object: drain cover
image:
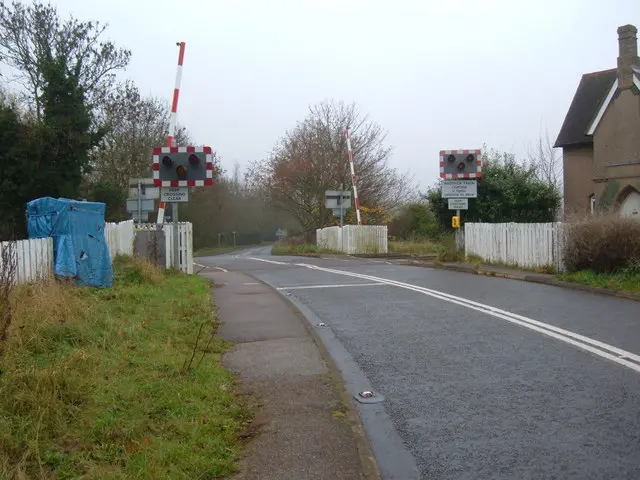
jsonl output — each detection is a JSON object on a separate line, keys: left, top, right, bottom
{"left": 315, "top": 322, "right": 327, "bottom": 328}
{"left": 353, "top": 390, "right": 385, "bottom": 404}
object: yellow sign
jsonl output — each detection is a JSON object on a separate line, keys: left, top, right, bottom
{"left": 452, "top": 216, "right": 460, "bottom": 229}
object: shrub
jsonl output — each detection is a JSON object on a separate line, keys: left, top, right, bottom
{"left": 563, "top": 215, "right": 640, "bottom": 273}
{"left": 436, "top": 234, "right": 463, "bottom": 262}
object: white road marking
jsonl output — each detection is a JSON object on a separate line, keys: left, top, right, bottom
{"left": 243, "top": 250, "right": 251, "bottom": 256}
{"left": 277, "top": 282, "right": 384, "bottom": 290}
{"left": 215, "top": 267, "right": 228, "bottom": 272}
{"left": 247, "top": 257, "right": 640, "bottom": 374}
{"left": 248, "top": 257, "right": 288, "bottom": 265}
{"left": 244, "top": 282, "right": 259, "bottom": 285}
{"left": 193, "top": 262, "right": 207, "bottom": 268}
{"left": 296, "top": 263, "right": 640, "bottom": 373}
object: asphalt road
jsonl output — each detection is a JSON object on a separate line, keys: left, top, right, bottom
{"left": 198, "top": 246, "right": 640, "bottom": 480}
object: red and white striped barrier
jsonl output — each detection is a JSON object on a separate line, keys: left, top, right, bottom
{"left": 345, "top": 127, "right": 362, "bottom": 225}
{"left": 157, "top": 41, "right": 186, "bottom": 224}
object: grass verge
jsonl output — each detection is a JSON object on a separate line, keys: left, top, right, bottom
{"left": 557, "top": 270, "right": 640, "bottom": 294}
{"left": 388, "top": 240, "right": 439, "bottom": 255}
{"left": 465, "top": 254, "right": 557, "bottom": 274}
{"left": 0, "top": 255, "right": 247, "bottom": 479}
{"left": 271, "top": 243, "right": 341, "bottom": 256}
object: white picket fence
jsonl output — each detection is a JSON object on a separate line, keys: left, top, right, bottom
{"left": 0, "top": 238, "right": 54, "bottom": 284}
{"left": 316, "top": 225, "right": 388, "bottom": 254}
{"left": 464, "top": 222, "right": 565, "bottom": 271}
{"left": 136, "top": 223, "right": 194, "bottom": 274}
{"left": 3, "top": 219, "right": 194, "bottom": 285}
{"left": 104, "top": 219, "right": 135, "bottom": 259}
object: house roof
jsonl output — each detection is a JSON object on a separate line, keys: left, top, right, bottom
{"left": 553, "top": 68, "right": 617, "bottom": 148}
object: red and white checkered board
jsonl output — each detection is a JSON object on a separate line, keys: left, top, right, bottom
{"left": 152, "top": 146, "right": 214, "bottom": 187}
{"left": 439, "top": 149, "right": 482, "bottom": 179}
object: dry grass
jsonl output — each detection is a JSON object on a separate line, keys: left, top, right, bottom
{"left": 271, "top": 243, "right": 341, "bottom": 255}
{"left": 0, "top": 256, "right": 247, "bottom": 479}
{"left": 564, "top": 214, "right": 640, "bottom": 273}
{"left": 388, "top": 240, "right": 439, "bottom": 255}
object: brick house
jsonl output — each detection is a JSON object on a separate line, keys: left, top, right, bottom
{"left": 554, "top": 24, "right": 640, "bottom": 217}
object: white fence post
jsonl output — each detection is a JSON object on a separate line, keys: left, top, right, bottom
{"left": 104, "top": 219, "right": 135, "bottom": 259}
{"left": 464, "top": 222, "right": 565, "bottom": 271}
{"left": 315, "top": 225, "right": 387, "bottom": 254}
{"left": 1, "top": 237, "right": 54, "bottom": 285}
{"left": 1, "top": 218, "right": 196, "bottom": 285}
{"left": 134, "top": 222, "right": 194, "bottom": 273}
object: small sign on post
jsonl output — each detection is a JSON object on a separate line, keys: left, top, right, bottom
{"left": 127, "top": 198, "right": 155, "bottom": 212}
{"left": 160, "top": 187, "right": 189, "bottom": 203}
{"left": 448, "top": 198, "right": 469, "bottom": 210}
{"left": 324, "top": 190, "right": 352, "bottom": 209}
{"left": 441, "top": 180, "right": 477, "bottom": 198}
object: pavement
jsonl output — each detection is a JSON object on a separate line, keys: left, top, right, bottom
{"left": 197, "top": 247, "right": 640, "bottom": 480}
{"left": 201, "top": 269, "right": 380, "bottom": 480}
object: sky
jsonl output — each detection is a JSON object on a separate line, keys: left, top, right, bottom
{"left": 50, "top": 0, "right": 640, "bottom": 190}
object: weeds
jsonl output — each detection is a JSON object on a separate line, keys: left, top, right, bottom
{"left": 0, "top": 255, "right": 247, "bottom": 479}
{"left": 271, "top": 243, "right": 341, "bottom": 255}
{"left": 436, "top": 235, "right": 463, "bottom": 262}
{"left": 388, "top": 239, "right": 439, "bottom": 255}
{"left": 558, "top": 269, "right": 640, "bottom": 294}
{"left": 564, "top": 214, "right": 640, "bottom": 273}
{"left": 0, "top": 242, "right": 17, "bottom": 359}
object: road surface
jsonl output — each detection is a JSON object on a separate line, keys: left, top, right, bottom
{"left": 197, "top": 246, "right": 640, "bottom": 480}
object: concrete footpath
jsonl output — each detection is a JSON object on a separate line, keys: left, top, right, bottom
{"left": 201, "top": 270, "right": 380, "bottom": 480}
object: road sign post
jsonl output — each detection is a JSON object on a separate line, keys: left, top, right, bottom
{"left": 153, "top": 145, "right": 214, "bottom": 269}
{"left": 127, "top": 178, "right": 158, "bottom": 223}
{"left": 448, "top": 198, "right": 469, "bottom": 210}
{"left": 440, "top": 148, "right": 481, "bottom": 252}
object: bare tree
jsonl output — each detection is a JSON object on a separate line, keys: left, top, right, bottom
{"left": 0, "top": 1, "right": 130, "bottom": 119}
{"left": 527, "top": 128, "right": 563, "bottom": 195}
{"left": 89, "top": 81, "right": 191, "bottom": 190}
{"left": 246, "top": 99, "right": 414, "bottom": 231}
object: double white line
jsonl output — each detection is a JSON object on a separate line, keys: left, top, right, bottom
{"left": 290, "top": 262, "right": 640, "bottom": 374}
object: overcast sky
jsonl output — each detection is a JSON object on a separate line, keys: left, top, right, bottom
{"left": 53, "top": 0, "right": 639, "bottom": 190}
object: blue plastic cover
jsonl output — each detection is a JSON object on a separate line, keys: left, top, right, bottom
{"left": 26, "top": 197, "right": 114, "bottom": 288}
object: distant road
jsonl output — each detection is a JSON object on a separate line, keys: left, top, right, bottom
{"left": 198, "top": 246, "right": 640, "bottom": 480}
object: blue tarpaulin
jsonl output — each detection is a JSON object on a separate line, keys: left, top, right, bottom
{"left": 26, "top": 197, "right": 113, "bottom": 288}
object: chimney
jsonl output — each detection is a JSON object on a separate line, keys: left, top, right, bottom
{"left": 617, "top": 24, "right": 639, "bottom": 89}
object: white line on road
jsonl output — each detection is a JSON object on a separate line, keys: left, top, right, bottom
{"left": 277, "top": 282, "right": 384, "bottom": 291}
{"left": 244, "top": 282, "right": 259, "bottom": 285}
{"left": 194, "top": 262, "right": 227, "bottom": 272}
{"left": 247, "top": 258, "right": 640, "bottom": 374}
{"left": 300, "top": 263, "right": 640, "bottom": 373}
{"left": 248, "top": 257, "right": 288, "bottom": 265}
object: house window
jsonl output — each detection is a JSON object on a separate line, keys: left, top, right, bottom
{"left": 589, "top": 194, "right": 596, "bottom": 215}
